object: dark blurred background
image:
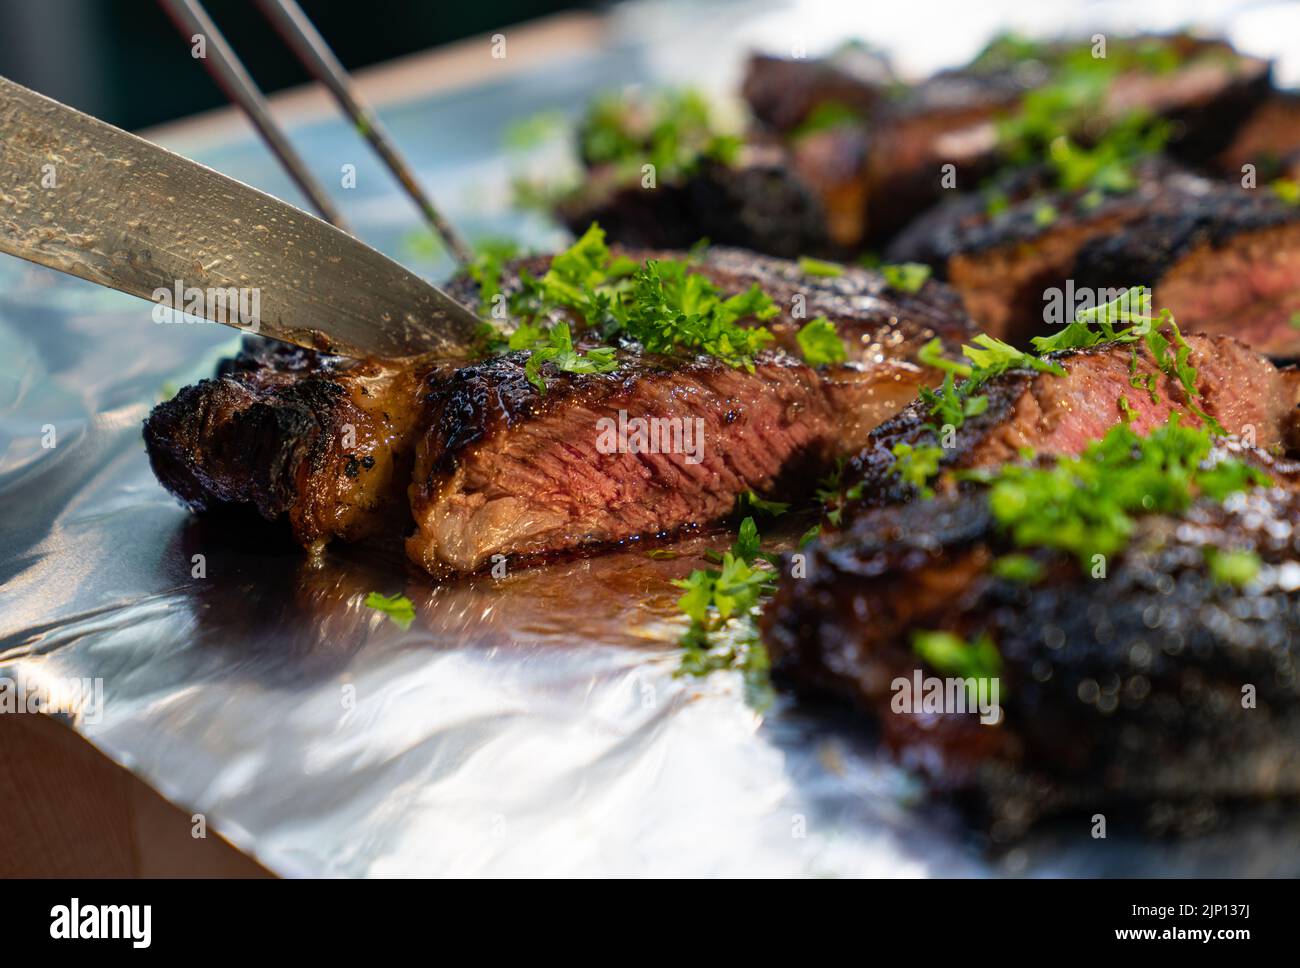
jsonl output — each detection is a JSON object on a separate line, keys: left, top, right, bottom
{"left": 0, "top": 0, "right": 588, "bottom": 130}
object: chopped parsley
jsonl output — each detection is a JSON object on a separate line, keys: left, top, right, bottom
{"left": 889, "top": 442, "right": 945, "bottom": 498}
{"left": 579, "top": 88, "right": 742, "bottom": 184}
{"left": 880, "top": 262, "right": 932, "bottom": 293}
{"left": 1272, "top": 178, "right": 1300, "bottom": 206}
{"left": 994, "top": 37, "right": 1177, "bottom": 194}
{"left": 521, "top": 322, "right": 619, "bottom": 391}
{"left": 991, "top": 553, "right": 1044, "bottom": 583}
{"left": 795, "top": 316, "right": 848, "bottom": 366}
{"left": 966, "top": 416, "right": 1270, "bottom": 567}
{"left": 476, "top": 224, "right": 782, "bottom": 390}
{"left": 1031, "top": 287, "right": 1223, "bottom": 433}
{"left": 615, "top": 258, "right": 777, "bottom": 369}
{"left": 674, "top": 516, "right": 776, "bottom": 704}
{"left": 364, "top": 592, "right": 416, "bottom": 629}
{"left": 797, "top": 256, "right": 844, "bottom": 277}
{"left": 1206, "top": 548, "right": 1262, "bottom": 587}
{"left": 790, "top": 101, "right": 864, "bottom": 139}
{"left": 911, "top": 630, "right": 1002, "bottom": 680}
{"left": 736, "top": 490, "right": 790, "bottom": 518}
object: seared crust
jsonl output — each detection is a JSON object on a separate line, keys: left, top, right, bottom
{"left": 143, "top": 339, "right": 440, "bottom": 548}
{"left": 762, "top": 472, "right": 1300, "bottom": 834}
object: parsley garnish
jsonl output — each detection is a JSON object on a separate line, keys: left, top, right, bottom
{"left": 1032, "top": 287, "right": 1223, "bottom": 434}
{"left": 736, "top": 490, "right": 790, "bottom": 518}
{"left": 674, "top": 517, "right": 777, "bottom": 705}
{"left": 798, "top": 256, "right": 844, "bottom": 277}
{"left": 795, "top": 316, "right": 848, "bottom": 366}
{"left": 580, "top": 88, "right": 741, "bottom": 184}
{"left": 911, "top": 630, "right": 1002, "bottom": 680}
{"left": 880, "top": 262, "right": 932, "bottom": 293}
{"left": 364, "top": 592, "right": 416, "bottom": 629}
{"left": 521, "top": 322, "right": 619, "bottom": 392}
{"left": 889, "top": 443, "right": 945, "bottom": 498}
{"left": 969, "top": 415, "right": 1270, "bottom": 567}
{"left": 1205, "top": 548, "right": 1261, "bottom": 587}
{"left": 476, "top": 224, "right": 783, "bottom": 389}
{"left": 616, "top": 258, "right": 777, "bottom": 369}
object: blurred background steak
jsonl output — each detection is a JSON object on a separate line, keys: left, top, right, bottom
{"left": 889, "top": 167, "right": 1300, "bottom": 352}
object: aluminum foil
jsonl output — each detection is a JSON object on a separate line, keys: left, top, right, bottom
{"left": 4, "top": 0, "right": 1300, "bottom": 877}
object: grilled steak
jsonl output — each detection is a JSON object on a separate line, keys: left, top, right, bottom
{"left": 143, "top": 340, "right": 441, "bottom": 550}
{"left": 849, "top": 335, "right": 1299, "bottom": 506}
{"left": 741, "top": 45, "right": 893, "bottom": 135}
{"left": 762, "top": 465, "right": 1300, "bottom": 836}
{"left": 1071, "top": 189, "right": 1300, "bottom": 357}
{"left": 889, "top": 167, "right": 1300, "bottom": 352}
{"left": 1217, "top": 93, "right": 1300, "bottom": 183}
{"left": 144, "top": 248, "right": 977, "bottom": 572}
{"left": 555, "top": 150, "right": 831, "bottom": 259}
{"left": 739, "top": 34, "right": 1269, "bottom": 249}
{"left": 406, "top": 348, "right": 907, "bottom": 574}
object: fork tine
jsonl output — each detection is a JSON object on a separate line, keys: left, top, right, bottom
{"left": 253, "top": 0, "right": 474, "bottom": 266}
{"left": 157, "top": 0, "right": 352, "bottom": 233}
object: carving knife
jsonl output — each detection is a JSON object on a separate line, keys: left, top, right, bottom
{"left": 0, "top": 74, "right": 483, "bottom": 359}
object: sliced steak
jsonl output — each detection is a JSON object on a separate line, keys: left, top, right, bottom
{"left": 890, "top": 167, "right": 1300, "bottom": 351}
{"left": 762, "top": 465, "right": 1300, "bottom": 835}
{"left": 144, "top": 248, "right": 978, "bottom": 567}
{"left": 555, "top": 152, "right": 831, "bottom": 259}
{"left": 1071, "top": 188, "right": 1300, "bottom": 357}
{"left": 886, "top": 160, "right": 1196, "bottom": 342}
{"left": 143, "top": 340, "right": 439, "bottom": 549}
{"left": 850, "top": 335, "right": 1297, "bottom": 506}
{"left": 1216, "top": 93, "right": 1300, "bottom": 183}
{"left": 741, "top": 45, "right": 893, "bottom": 134}
{"left": 406, "top": 349, "right": 912, "bottom": 574}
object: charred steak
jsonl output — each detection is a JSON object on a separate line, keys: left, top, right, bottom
{"left": 762, "top": 465, "right": 1300, "bottom": 835}
{"left": 143, "top": 247, "right": 977, "bottom": 573}
{"left": 889, "top": 167, "right": 1300, "bottom": 352}
{"left": 849, "top": 334, "right": 1300, "bottom": 506}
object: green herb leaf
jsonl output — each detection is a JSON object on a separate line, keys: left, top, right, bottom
{"left": 880, "top": 262, "right": 932, "bottom": 293}
{"left": 889, "top": 442, "right": 945, "bottom": 498}
{"left": 736, "top": 490, "right": 790, "bottom": 519}
{"left": 911, "top": 630, "right": 1002, "bottom": 680}
{"left": 364, "top": 592, "right": 416, "bottom": 629}
{"left": 795, "top": 316, "right": 848, "bottom": 366}
{"left": 798, "top": 256, "right": 844, "bottom": 277}
{"left": 1206, "top": 548, "right": 1261, "bottom": 587}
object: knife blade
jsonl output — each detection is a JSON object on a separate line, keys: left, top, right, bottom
{"left": 0, "top": 74, "right": 483, "bottom": 359}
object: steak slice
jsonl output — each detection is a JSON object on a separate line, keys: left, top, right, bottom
{"left": 753, "top": 33, "right": 1269, "bottom": 248}
{"left": 1071, "top": 189, "right": 1300, "bottom": 357}
{"left": 144, "top": 248, "right": 978, "bottom": 568}
{"left": 143, "top": 339, "right": 440, "bottom": 550}
{"left": 555, "top": 152, "right": 831, "bottom": 259}
{"left": 1216, "top": 93, "right": 1300, "bottom": 183}
{"left": 889, "top": 167, "right": 1300, "bottom": 351}
{"left": 406, "top": 348, "right": 912, "bottom": 574}
{"left": 741, "top": 45, "right": 894, "bottom": 135}
{"left": 849, "top": 335, "right": 1298, "bottom": 506}
{"left": 761, "top": 467, "right": 1300, "bottom": 835}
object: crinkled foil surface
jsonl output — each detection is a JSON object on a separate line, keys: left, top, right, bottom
{"left": 3, "top": 0, "right": 1300, "bottom": 876}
